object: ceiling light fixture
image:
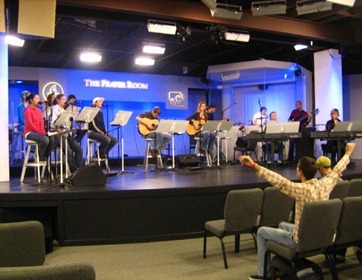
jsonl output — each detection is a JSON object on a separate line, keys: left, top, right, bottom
{"left": 326, "top": 0, "right": 355, "bottom": 6}
{"left": 201, "top": 0, "right": 217, "bottom": 10}
{"left": 143, "top": 44, "right": 165, "bottom": 54}
{"left": 221, "top": 71, "right": 240, "bottom": 81}
{"left": 147, "top": 20, "right": 177, "bottom": 35}
{"left": 296, "top": 0, "right": 333, "bottom": 15}
{"left": 5, "top": 35, "right": 25, "bottom": 47}
{"left": 210, "top": 3, "right": 242, "bottom": 20}
{"left": 224, "top": 31, "right": 250, "bottom": 42}
{"left": 79, "top": 51, "right": 102, "bottom": 63}
{"left": 135, "top": 56, "right": 155, "bottom": 66}
{"left": 251, "top": 0, "right": 287, "bottom": 16}
{"left": 294, "top": 44, "right": 308, "bottom": 51}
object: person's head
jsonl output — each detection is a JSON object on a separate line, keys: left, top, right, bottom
{"left": 151, "top": 106, "right": 161, "bottom": 118}
{"left": 330, "top": 108, "right": 339, "bottom": 120}
{"left": 316, "top": 156, "right": 332, "bottom": 177}
{"left": 26, "top": 93, "right": 41, "bottom": 107}
{"left": 93, "top": 97, "right": 104, "bottom": 108}
{"left": 207, "top": 103, "right": 216, "bottom": 113}
{"left": 296, "top": 100, "right": 302, "bottom": 110}
{"left": 296, "top": 156, "right": 317, "bottom": 180}
{"left": 21, "top": 91, "right": 30, "bottom": 103}
{"left": 260, "top": 106, "right": 267, "bottom": 115}
{"left": 46, "top": 93, "right": 56, "bottom": 106}
{"left": 67, "top": 94, "right": 76, "bottom": 105}
{"left": 269, "top": 111, "right": 277, "bottom": 121}
{"left": 197, "top": 102, "right": 207, "bottom": 113}
{"left": 54, "top": 94, "right": 66, "bottom": 107}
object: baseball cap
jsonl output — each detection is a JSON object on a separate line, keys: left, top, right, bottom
{"left": 316, "top": 156, "right": 331, "bottom": 168}
{"left": 93, "top": 97, "right": 104, "bottom": 105}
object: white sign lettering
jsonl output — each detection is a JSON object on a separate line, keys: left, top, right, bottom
{"left": 84, "top": 79, "right": 148, "bottom": 89}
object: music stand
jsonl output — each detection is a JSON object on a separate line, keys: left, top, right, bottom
{"left": 66, "top": 105, "right": 81, "bottom": 112}
{"left": 75, "top": 107, "right": 100, "bottom": 123}
{"left": 110, "top": 111, "right": 133, "bottom": 174}
{"left": 216, "top": 121, "right": 234, "bottom": 167}
{"left": 54, "top": 111, "right": 79, "bottom": 129}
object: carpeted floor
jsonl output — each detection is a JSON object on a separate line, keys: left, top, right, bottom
{"left": 45, "top": 235, "right": 362, "bottom": 279}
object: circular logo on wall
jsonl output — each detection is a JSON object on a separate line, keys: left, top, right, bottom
{"left": 41, "top": 82, "right": 64, "bottom": 101}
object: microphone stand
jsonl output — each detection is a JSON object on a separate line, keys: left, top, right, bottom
{"left": 222, "top": 101, "right": 236, "bottom": 114}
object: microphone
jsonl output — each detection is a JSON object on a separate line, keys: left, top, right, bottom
{"left": 69, "top": 117, "right": 74, "bottom": 122}
{"left": 38, "top": 101, "right": 44, "bottom": 105}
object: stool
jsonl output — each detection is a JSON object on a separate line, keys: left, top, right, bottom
{"left": 20, "top": 140, "right": 47, "bottom": 183}
{"left": 144, "top": 138, "right": 163, "bottom": 171}
{"left": 194, "top": 136, "right": 212, "bottom": 167}
{"left": 10, "top": 131, "right": 26, "bottom": 166}
{"left": 86, "top": 138, "right": 110, "bottom": 173}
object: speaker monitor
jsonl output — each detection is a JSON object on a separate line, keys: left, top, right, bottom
{"left": 67, "top": 164, "right": 107, "bottom": 187}
{"left": 177, "top": 154, "right": 199, "bottom": 168}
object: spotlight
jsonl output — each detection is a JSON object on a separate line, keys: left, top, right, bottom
{"left": 224, "top": 31, "right": 250, "bottom": 42}
{"left": 147, "top": 20, "right": 177, "bottom": 35}
{"left": 80, "top": 51, "right": 102, "bottom": 63}
{"left": 142, "top": 44, "right": 165, "bottom": 54}
{"left": 135, "top": 56, "right": 155, "bottom": 66}
{"left": 294, "top": 44, "right": 308, "bottom": 51}
{"left": 251, "top": 0, "right": 287, "bottom": 16}
{"left": 5, "top": 35, "right": 25, "bottom": 47}
{"left": 296, "top": 0, "right": 333, "bottom": 15}
{"left": 326, "top": 0, "right": 355, "bottom": 6}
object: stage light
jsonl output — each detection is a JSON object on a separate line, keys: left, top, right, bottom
{"left": 251, "top": 0, "right": 287, "bottom": 16}
{"left": 147, "top": 20, "right": 177, "bottom": 35}
{"left": 5, "top": 35, "right": 25, "bottom": 47}
{"left": 221, "top": 71, "right": 240, "bottom": 81}
{"left": 142, "top": 44, "right": 165, "bottom": 54}
{"left": 210, "top": 3, "right": 242, "bottom": 20}
{"left": 79, "top": 51, "right": 102, "bottom": 63}
{"left": 135, "top": 56, "right": 155, "bottom": 66}
{"left": 326, "top": 0, "right": 355, "bottom": 6}
{"left": 201, "top": 0, "right": 217, "bottom": 10}
{"left": 294, "top": 44, "right": 308, "bottom": 51}
{"left": 296, "top": 0, "right": 332, "bottom": 15}
{"left": 224, "top": 31, "right": 250, "bottom": 42}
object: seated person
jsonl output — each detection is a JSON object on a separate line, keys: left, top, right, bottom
{"left": 24, "top": 93, "right": 50, "bottom": 162}
{"left": 88, "top": 97, "right": 118, "bottom": 159}
{"left": 325, "top": 108, "right": 345, "bottom": 163}
{"left": 136, "top": 106, "right": 172, "bottom": 157}
{"left": 186, "top": 102, "right": 216, "bottom": 155}
{"left": 265, "top": 111, "right": 284, "bottom": 164}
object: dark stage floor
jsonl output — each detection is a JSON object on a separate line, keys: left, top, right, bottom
{"left": 1, "top": 160, "right": 362, "bottom": 246}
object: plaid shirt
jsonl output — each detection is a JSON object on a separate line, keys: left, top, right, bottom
{"left": 256, "top": 155, "right": 350, "bottom": 242}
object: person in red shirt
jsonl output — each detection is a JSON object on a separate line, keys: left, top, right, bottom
{"left": 24, "top": 93, "right": 49, "bottom": 162}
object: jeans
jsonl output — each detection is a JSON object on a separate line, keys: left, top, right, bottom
{"left": 256, "top": 222, "right": 296, "bottom": 277}
{"left": 200, "top": 131, "right": 216, "bottom": 151}
{"left": 145, "top": 132, "right": 172, "bottom": 151}
{"left": 67, "top": 136, "right": 84, "bottom": 170}
{"left": 26, "top": 132, "right": 50, "bottom": 161}
{"left": 266, "top": 142, "right": 284, "bottom": 161}
{"left": 88, "top": 132, "right": 118, "bottom": 158}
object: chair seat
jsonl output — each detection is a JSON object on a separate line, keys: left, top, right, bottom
{"left": 205, "top": 220, "right": 225, "bottom": 237}
{"left": 266, "top": 240, "right": 297, "bottom": 260}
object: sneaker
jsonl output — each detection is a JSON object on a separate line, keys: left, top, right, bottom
{"left": 249, "top": 275, "right": 264, "bottom": 280}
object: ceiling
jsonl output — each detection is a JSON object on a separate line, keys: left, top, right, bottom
{"left": 6, "top": 0, "right": 362, "bottom": 79}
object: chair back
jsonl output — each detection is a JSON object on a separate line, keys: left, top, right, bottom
{"left": 259, "top": 187, "right": 295, "bottom": 227}
{"left": 246, "top": 131, "right": 259, "bottom": 151}
{"left": 335, "top": 197, "right": 362, "bottom": 246}
{"left": 329, "top": 180, "right": 350, "bottom": 200}
{"left": 224, "top": 188, "right": 263, "bottom": 232}
{"left": 0, "top": 221, "right": 45, "bottom": 267}
{"left": 297, "top": 199, "right": 342, "bottom": 253}
{"left": 349, "top": 178, "right": 362, "bottom": 197}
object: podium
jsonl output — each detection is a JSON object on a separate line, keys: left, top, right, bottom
{"left": 110, "top": 111, "right": 133, "bottom": 174}
{"left": 156, "top": 120, "right": 189, "bottom": 168}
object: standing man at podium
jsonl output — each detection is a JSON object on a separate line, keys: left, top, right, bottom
{"left": 88, "top": 97, "right": 118, "bottom": 159}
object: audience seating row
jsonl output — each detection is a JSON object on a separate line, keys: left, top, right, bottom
{"left": 0, "top": 221, "right": 96, "bottom": 280}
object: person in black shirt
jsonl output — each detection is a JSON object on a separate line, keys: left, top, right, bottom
{"left": 88, "top": 97, "right": 118, "bottom": 159}
{"left": 325, "top": 108, "right": 345, "bottom": 163}
{"left": 206, "top": 103, "right": 216, "bottom": 121}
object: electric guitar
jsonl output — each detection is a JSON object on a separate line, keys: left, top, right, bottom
{"left": 138, "top": 118, "right": 159, "bottom": 135}
{"left": 296, "top": 108, "right": 319, "bottom": 123}
{"left": 186, "top": 120, "right": 206, "bottom": 136}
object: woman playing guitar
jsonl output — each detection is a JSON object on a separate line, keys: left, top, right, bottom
{"left": 186, "top": 102, "right": 216, "bottom": 156}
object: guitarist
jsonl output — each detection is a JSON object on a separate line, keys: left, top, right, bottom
{"left": 136, "top": 106, "right": 172, "bottom": 158}
{"left": 287, "top": 100, "right": 312, "bottom": 162}
{"left": 186, "top": 102, "right": 216, "bottom": 156}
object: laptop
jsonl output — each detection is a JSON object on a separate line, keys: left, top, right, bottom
{"left": 282, "top": 122, "right": 300, "bottom": 133}
{"left": 265, "top": 122, "right": 283, "bottom": 134}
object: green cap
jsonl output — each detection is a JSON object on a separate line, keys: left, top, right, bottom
{"left": 316, "top": 156, "right": 331, "bottom": 168}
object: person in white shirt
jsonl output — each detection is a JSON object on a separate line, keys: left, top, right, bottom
{"left": 253, "top": 106, "right": 269, "bottom": 128}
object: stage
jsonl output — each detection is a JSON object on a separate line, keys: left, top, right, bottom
{"left": 1, "top": 160, "right": 362, "bottom": 248}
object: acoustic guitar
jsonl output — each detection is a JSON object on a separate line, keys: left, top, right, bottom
{"left": 186, "top": 120, "right": 205, "bottom": 136}
{"left": 138, "top": 118, "right": 159, "bottom": 135}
